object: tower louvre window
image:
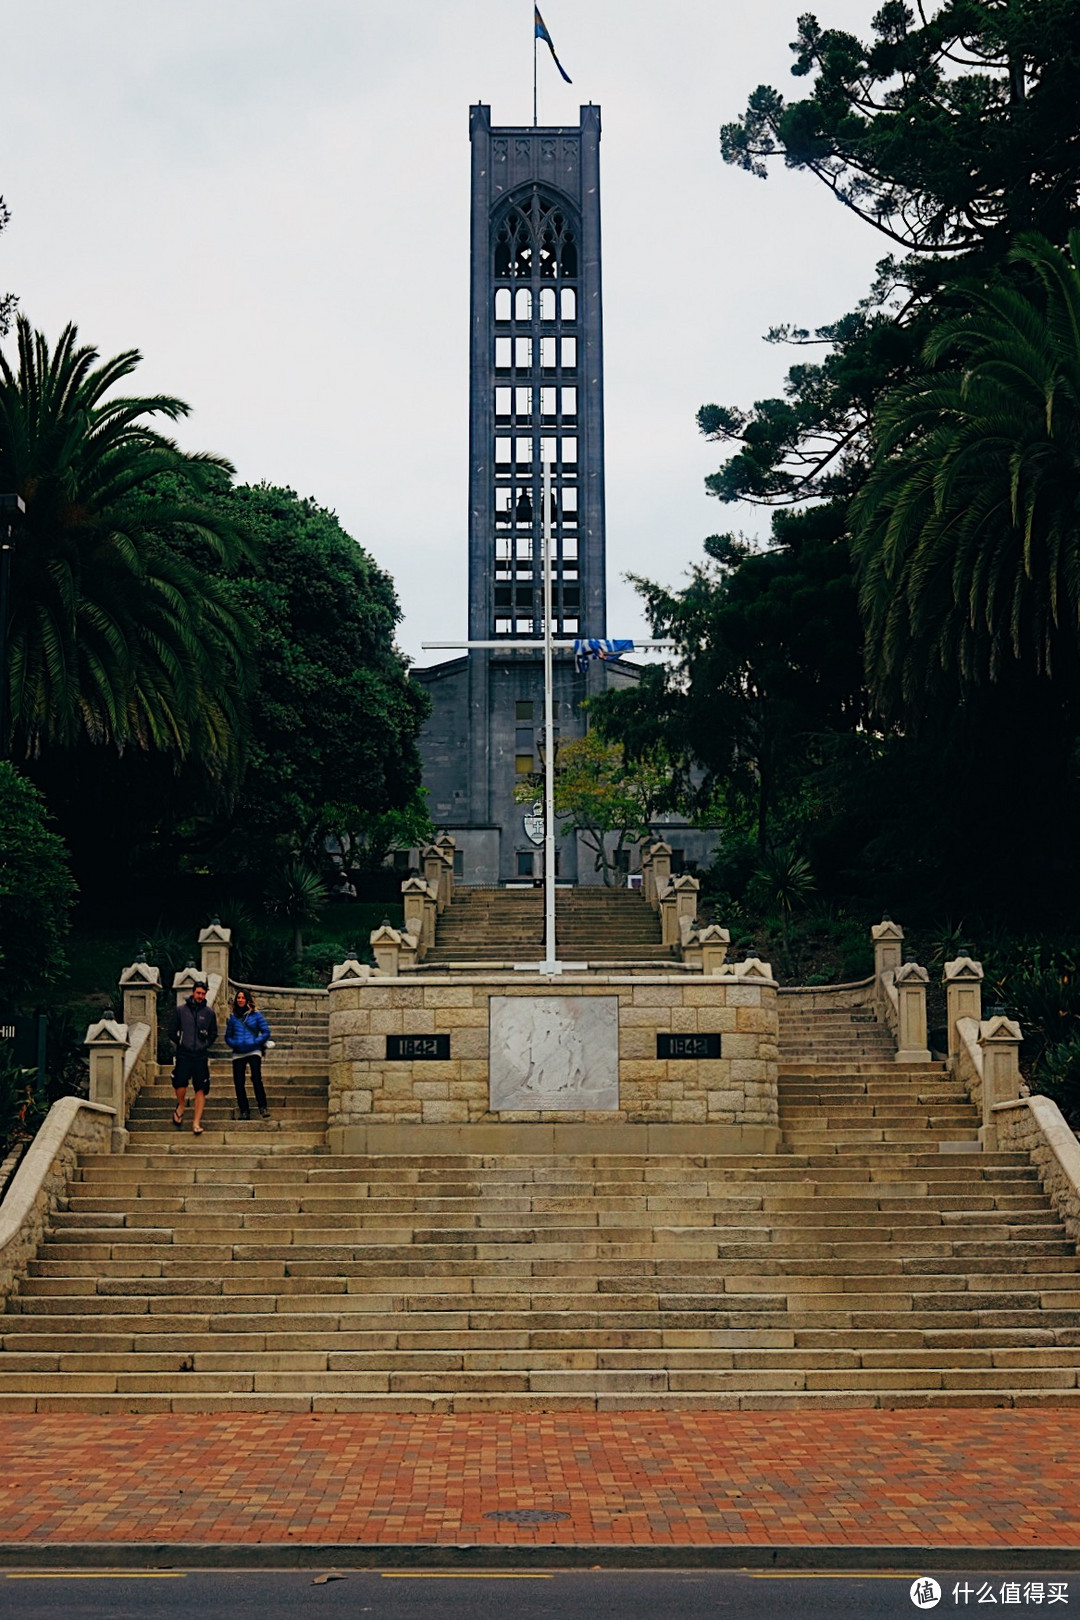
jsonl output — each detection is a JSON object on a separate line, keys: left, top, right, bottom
{"left": 492, "top": 190, "right": 580, "bottom": 280}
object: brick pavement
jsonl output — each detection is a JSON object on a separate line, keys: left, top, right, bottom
{"left": 0, "top": 1411, "right": 1077, "bottom": 1548}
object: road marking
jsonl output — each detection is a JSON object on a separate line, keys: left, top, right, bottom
{"left": 378, "top": 1572, "right": 554, "bottom": 1580}
{"left": 6, "top": 1573, "right": 187, "bottom": 1580}
{"left": 747, "top": 1572, "right": 923, "bottom": 1580}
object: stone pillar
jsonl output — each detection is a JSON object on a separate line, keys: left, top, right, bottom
{"left": 640, "top": 841, "right": 656, "bottom": 909}
{"left": 659, "top": 884, "right": 679, "bottom": 948}
{"left": 422, "top": 846, "right": 448, "bottom": 913}
{"left": 198, "top": 920, "right": 232, "bottom": 985}
{"left": 672, "top": 873, "right": 700, "bottom": 936}
{"left": 699, "top": 925, "right": 731, "bottom": 976}
{"left": 85, "top": 1016, "right": 129, "bottom": 1150}
{"left": 370, "top": 925, "right": 403, "bottom": 976}
{"left": 894, "top": 961, "right": 931, "bottom": 1063}
{"left": 872, "top": 917, "right": 904, "bottom": 992}
{"left": 172, "top": 963, "right": 207, "bottom": 1008}
{"left": 401, "top": 878, "right": 436, "bottom": 957}
{"left": 978, "top": 1012, "right": 1023, "bottom": 1150}
{"left": 650, "top": 842, "right": 672, "bottom": 912}
{"left": 119, "top": 959, "right": 160, "bottom": 1057}
{"left": 328, "top": 959, "right": 371, "bottom": 1155}
{"left": 421, "top": 885, "right": 439, "bottom": 952}
{"left": 398, "top": 932, "right": 419, "bottom": 970}
{"left": 943, "top": 956, "right": 984, "bottom": 1062}
{"left": 435, "top": 833, "right": 457, "bottom": 907}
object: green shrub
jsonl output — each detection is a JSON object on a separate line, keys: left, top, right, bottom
{"left": 1031, "top": 1033, "right": 1080, "bottom": 1126}
{"left": 0, "top": 1049, "right": 45, "bottom": 1153}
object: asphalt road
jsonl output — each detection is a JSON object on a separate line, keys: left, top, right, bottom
{"left": 1, "top": 1569, "right": 1075, "bottom": 1620}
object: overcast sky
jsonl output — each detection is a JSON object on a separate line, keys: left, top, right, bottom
{"left": 1, "top": 0, "right": 885, "bottom": 663}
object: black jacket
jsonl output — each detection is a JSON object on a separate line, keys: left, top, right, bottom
{"left": 171, "top": 996, "right": 218, "bottom": 1053}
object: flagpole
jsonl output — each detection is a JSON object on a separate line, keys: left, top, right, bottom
{"left": 533, "top": 5, "right": 538, "bottom": 126}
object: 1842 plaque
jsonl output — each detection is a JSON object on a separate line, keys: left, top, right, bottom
{"left": 386, "top": 1034, "right": 451, "bottom": 1061}
{"left": 657, "top": 1033, "right": 722, "bottom": 1060}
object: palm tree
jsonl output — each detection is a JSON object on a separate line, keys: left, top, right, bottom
{"left": 0, "top": 317, "right": 250, "bottom": 767}
{"left": 851, "top": 231, "right": 1080, "bottom": 715}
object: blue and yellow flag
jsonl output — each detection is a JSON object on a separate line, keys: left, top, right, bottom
{"left": 535, "top": 6, "right": 572, "bottom": 84}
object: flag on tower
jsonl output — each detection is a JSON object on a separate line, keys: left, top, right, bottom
{"left": 535, "top": 6, "right": 572, "bottom": 84}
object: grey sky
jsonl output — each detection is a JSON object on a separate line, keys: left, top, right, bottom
{"left": 1, "top": 0, "right": 884, "bottom": 662}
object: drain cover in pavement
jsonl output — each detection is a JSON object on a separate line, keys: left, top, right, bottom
{"left": 485, "top": 1509, "right": 570, "bottom": 1525}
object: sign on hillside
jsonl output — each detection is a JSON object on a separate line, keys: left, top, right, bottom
{"left": 0, "top": 1012, "right": 47, "bottom": 1088}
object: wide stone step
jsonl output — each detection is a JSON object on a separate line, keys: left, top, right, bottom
{"left": 7, "top": 1345, "right": 1074, "bottom": 1374}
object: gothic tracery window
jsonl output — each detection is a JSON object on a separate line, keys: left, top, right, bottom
{"left": 493, "top": 190, "right": 579, "bottom": 280}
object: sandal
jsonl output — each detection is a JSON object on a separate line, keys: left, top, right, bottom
{"left": 171, "top": 1109, "right": 184, "bottom": 1129}
{"left": 192, "top": 1124, "right": 204, "bottom": 1135}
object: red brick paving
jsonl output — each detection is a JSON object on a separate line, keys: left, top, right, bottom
{"left": 0, "top": 1412, "right": 1078, "bottom": 1547}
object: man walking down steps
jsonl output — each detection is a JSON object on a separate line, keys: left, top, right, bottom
{"left": 170, "top": 980, "right": 218, "bottom": 1137}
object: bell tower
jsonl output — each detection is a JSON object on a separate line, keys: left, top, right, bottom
{"left": 467, "top": 103, "right": 606, "bottom": 645}
{"left": 414, "top": 105, "right": 616, "bottom": 886}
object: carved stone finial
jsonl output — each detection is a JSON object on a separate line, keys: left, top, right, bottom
{"left": 895, "top": 960, "right": 929, "bottom": 985}
{"left": 331, "top": 957, "right": 370, "bottom": 984}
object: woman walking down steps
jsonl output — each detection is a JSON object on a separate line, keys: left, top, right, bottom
{"left": 225, "top": 988, "right": 272, "bottom": 1120}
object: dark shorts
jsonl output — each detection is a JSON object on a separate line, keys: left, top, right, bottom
{"left": 174, "top": 1051, "right": 211, "bottom": 1093}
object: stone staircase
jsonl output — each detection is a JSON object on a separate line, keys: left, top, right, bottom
{"left": 555, "top": 886, "right": 671, "bottom": 963}
{"left": 425, "top": 885, "right": 669, "bottom": 965}
{"left": 425, "top": 888, "right": 543, "bottom": 964}
{"left": 0, "top": 997, "right": 1077, "bottom": 1412}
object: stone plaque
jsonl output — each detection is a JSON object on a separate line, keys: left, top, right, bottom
{"left": 489, "top": 996, "right": 619, "bottom": 1112}
{"left": 386, "top": 1034, "right": 450, "bottom": 1061}
{"left": 657, "top": 1033, "right": 722, "bottom": 1060}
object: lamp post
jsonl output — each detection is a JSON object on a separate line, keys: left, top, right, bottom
{"left": 0, "top": 494, "right": 25, "bottom": 760}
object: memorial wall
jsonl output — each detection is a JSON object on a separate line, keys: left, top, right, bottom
{"left": 326, "top": 970, "right": 779, "bottom": 1155}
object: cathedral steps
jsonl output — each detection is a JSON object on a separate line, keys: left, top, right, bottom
{"left": 1, "top": 993, "right": 1077, "bottom": 1411}
{"left": 425, "top": 884, "right": 670, "bottom": 965}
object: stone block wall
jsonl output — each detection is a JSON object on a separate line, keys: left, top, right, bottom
{"left": 993, "top": 1096, "right": 1080, "bottom": 1246}
{"left": 328, "top": 973, "right": 778, "bottom": 1154}
{"left": 230, "top": 986, "right": 329, "bottom": 1017}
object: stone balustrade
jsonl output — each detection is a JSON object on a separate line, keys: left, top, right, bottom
{"left": 0, "top": 1098, "right": 115, "bottom": 1308}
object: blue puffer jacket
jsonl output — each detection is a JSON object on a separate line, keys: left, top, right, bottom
{"left": 225, "top": 1008, "right": 271, "bottom": 1055}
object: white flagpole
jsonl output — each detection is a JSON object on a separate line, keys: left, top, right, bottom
{"left": 541, "top": 454, "right": 557, "bottom": 971}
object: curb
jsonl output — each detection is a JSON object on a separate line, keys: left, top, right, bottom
{"left": 1, "top": 1543, "right": 1079, "bottom": 1572}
